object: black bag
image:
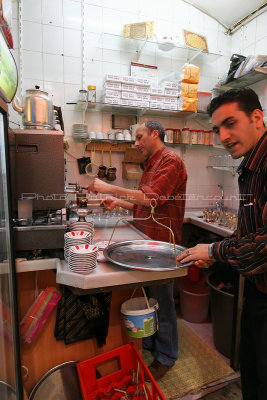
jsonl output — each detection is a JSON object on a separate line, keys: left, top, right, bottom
{"left": 225, "top": 54, "right": 246, "bottom": 83}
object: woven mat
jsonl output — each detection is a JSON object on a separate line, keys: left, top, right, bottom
{"left": 142, "top": 319, "right": 235, "bottom": 399}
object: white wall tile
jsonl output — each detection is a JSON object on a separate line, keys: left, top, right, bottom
{"left": 103, "top": 49, "right": 120, "bottom": 63}
{"left": 11, "top": 18, "right": 19, "bottom": 49}
{"left": 43, "top": 54, "right": 64, "bottom": 82}
{"left": 255, "top": 37, "right": 267, "bottom": 55}
{"left": 42, "top": 0, "right": 63, "bottom": 27}
{"left": 11, "top": 0, "right": 19, "bottom": 20}
{"left": 43, "top": 81, "right": 65, "bottom": 107}
{"left": 102, "top": 61, "right": 121, "bottom": 74}
{"left": 102, "top": 8, "right": 122, "bottom": 34}
{"left": 22, "top": 0, "right": 41, "bottom": 23}
{"left": 43, "top": 25, "right": 63, "bottom": 55}
{"left": 85, "top": 0, "right": 103, "bottom": 6}
{"left": 23, "top": 50, "right": 43, "bottom": 80}
{"left": 139, "top": 0, "right": 157, "bottom": 20}
{"left": 256, "top": 11, "right": 267, "bottom": 40}
{"left": 23, "top": 78, "right": 44, "bottom": 91}
{"left": 64, "top": 29, "right": 82, "bottom": 58}
{"left": 22, "top": 21, "right": 42, "bottom": 52}
{"left": 84, "top": 4, "right": 102, "bottom": 33}
{"left": 64, "top": 83, "right": 81, "bottom": 110}
{"left": 157, "top": 0, "right": 174, "bottom": 22}
{"left": 242, "top": 19, "right": 257, "bottom": 50}
{"left": 64, "top": 56, "right": 82, "bottom": 85}
{"left": 63, "top": 0, "right": 82, "bottom": 30}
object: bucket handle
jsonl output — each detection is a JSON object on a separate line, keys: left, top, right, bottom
{"left": 131, "top": 287, "right": 150, "bottom": 310}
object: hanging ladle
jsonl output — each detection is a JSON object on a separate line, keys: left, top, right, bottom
{"left": 106, "top": 149, "right": 117, "bottom": 181}
{"left": 98, "top": 149, "right": 107, "bottom": 178}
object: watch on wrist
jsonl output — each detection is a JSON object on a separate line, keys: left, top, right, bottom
{"left": 208, "top": 243, "right": 215, "bottom": 260}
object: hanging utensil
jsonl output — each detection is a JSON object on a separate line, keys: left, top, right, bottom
{"left": 106, "top": 149, "right": 116, "bottom": 181}
{"left": 98, "top": 149, "right": 107, "bottom": 178}
{"left": 77, "top": 144, "right": 91, "bottom": 174}
{"left": 85, "top": 147, "right": 98, "bottom": 177}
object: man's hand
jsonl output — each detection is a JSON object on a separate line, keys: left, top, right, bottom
{"left": 177, "top": 244, "right": 215, "bottom": 269}
{"left": 87, "top": 178, "right": 111, "bottom": 194}
{"left": 102, "top": 198, "right": 117, "bottom": 211}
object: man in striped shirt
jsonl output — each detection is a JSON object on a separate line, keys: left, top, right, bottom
{"left": 177, "top": 88, "right": 266, "bottom": 400}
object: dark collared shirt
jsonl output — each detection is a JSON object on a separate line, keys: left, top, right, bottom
{"left": 133, "top": 146, "right": 187, "bottom": 244}
{"left": 212, "top": 131, "right": 267, "bottom": 293}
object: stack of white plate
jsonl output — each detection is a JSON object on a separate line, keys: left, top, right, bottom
{"left": 64, "top": 231, "right": 92, "bottom": 260}
{"left": 68, "top": 244, "right": 98, "bottom": 274}
{"left": 69, "top": 220, "right": 94, "bottom": 235}
{"left": 72, "top": 124, "right": 88, "bottom": 140}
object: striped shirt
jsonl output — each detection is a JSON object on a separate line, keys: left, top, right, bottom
{"left": 212, "top": 131, "right": 267, "bottom": 293}
{"left": 133, "top": 146, "right": 187, "bottom": 244}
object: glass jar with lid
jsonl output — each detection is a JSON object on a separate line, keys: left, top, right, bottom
{"left": 78, "top": 89, "right": 88, "bottom": 103}
{"left": 173, "top": 129, "right": 181, "bottom": 143}
{"left": 204, "top": 130, "right": 210, "bottom": 145}
{"left": 165, "top": 128, "right": 174, "bottom": 143}
{"left": 181, "top": 127, "right": 190, "bottom": 144}
{"left": 209, "top": 130, "right": 216, "bottom": 145}
{"left": 197, "top": 130, "right": 204, "bottom": 145}
{"left": 87, "top": 85, "right": 96, "bottom": 103}
{"left": 190, "top": 129, "right": 198, "bottom": 144}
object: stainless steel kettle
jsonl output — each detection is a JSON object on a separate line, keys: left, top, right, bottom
{"left": 12, "top": 86, "right": 54, "bottom": 130}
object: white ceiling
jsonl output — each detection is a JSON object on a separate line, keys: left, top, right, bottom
{"left": 183, "top": 0, "right": 267, "bottom": 30}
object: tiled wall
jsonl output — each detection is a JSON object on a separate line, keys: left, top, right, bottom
{"left": 8, "top": 0, "right": 267, "bottom": 211}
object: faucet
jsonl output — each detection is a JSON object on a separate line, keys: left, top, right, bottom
{"left": 217, "top": 184, "right": 224, "bottom": 212}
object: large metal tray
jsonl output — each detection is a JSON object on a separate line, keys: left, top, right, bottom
{"left": 103, "top": 240, "right": 194, "bottom": 271}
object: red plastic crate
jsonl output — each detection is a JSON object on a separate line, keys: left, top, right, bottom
{"left": 77, "top": 344, "right": 166, "bottom": 400}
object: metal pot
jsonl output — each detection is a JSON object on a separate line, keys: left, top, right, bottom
{"left": 12, "top": 86, "right": 54, "bottom": 130}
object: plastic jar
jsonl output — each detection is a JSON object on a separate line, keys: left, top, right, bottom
{"left": 209, "top": 130, "right": 216, "bottom": 145}
{"left": 165, "top": 128, "right": 174, "bottom": 143}
{"left": 173, "top": 129, "right": 181, "bottom": 143}
{"left": 88, "top": 85, "right": 96, "bottom": 103}
{"left": 197, "top": 130, "right": 204, "bottom": 145}
{"left": 181, "top": 127, "right": 190, "bottom": 144}
{"left": 204, "top": 130, "right": 210, "bottom": 145}
{"left": 190, "top": 129, "right": 198, "bottom": 144}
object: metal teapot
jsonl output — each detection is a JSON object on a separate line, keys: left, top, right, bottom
{"left": 12, "top": 85, "right": 54, "bottom": 130}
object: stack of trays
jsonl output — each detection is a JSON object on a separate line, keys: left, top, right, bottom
{"left": 69, "top": 220, "right": 94, "bottom": 235}
{"left": 64, "top": 231, "right": 92, "bottom": 260}
{"left": 69, "top": 244, "right": 98, "bottom": 274}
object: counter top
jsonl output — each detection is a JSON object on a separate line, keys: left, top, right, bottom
{"left": 56, "top": 220, "right": 187, "bottom": 290}
{"left": 14, "top": 212, "right": 233, "bottom": 278}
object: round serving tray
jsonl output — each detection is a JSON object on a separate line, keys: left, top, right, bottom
{"left": 103, "top": 240, "right": 194, "bottom": 271}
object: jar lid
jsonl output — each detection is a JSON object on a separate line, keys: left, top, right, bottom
{"left": 182, "top": 127, "right": 189, "bottom": 131}
{"left": 88, "top": 85, "right": 96, "bottom": 90}
{"left": 165, "top": 128, "right": 174, "bottom": 130}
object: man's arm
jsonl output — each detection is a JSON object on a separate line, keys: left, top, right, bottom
{"left": 103, "top": 197, "right": 134, "bottom": 210}
{"left": 88, "top": 178, "right": 151, "bottom": 206}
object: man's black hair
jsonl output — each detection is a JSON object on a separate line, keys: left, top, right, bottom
{"left": 145, "top": 121, "right": 165, "bottom": 142}
{"left": 207, "top": 88, "right": 263, "bottom": 117}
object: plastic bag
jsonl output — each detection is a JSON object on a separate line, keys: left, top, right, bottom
{"left": 20, "top": 287, "right": 62, "bottom": 345}
{"left": 225, "top": 54, "right": 246, "bottom": 83}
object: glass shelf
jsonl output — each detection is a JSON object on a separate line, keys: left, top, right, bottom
{"left": 207, "top": 166, "right": 238, "bottom": 176}
{"left": 217, "top": 67, "right": 267, "bottom": 89}
{"left": 72, "top": 101, "right": 211, "bottom": 122}
{"left": 101, "top": 33, "right": 222, "bottom": 63}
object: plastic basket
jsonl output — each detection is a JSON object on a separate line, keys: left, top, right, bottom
{"left": 77, "top": 343, "right": 166, "bottom": 400}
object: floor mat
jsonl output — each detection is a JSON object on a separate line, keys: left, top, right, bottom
{"left": 142, "top": 319, "right": 235, "bottom": 399}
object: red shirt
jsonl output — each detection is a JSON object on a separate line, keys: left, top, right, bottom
{"left": 133, "top": 146, "right": 187, "bottom": 244}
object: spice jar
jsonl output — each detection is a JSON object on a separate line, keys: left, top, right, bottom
{"left": 190, "top": 129, "right": 198, "bottom": 144}
{"left": 204, "top": 130, "right": 210, "bottom": 145}
{"left": 165, "top": 128, "right": 174, "bottom": 143}
{"left": 209, "top": 130, "right": 216, "bottom": 145}
{"left": 87, "top": 85, "right": 96, "bottom": 103}
{"left": 173, "top": 129, "right": 181, "bottom": 143}
{"left": 197, "top": 130, "right": 204, "bottom": 145}
{"left": 181, "top": 127, "right": 190, "bottom": 144}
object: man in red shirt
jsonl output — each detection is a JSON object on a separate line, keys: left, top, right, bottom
{"left": 88, "top": 121, "right": 187, "bottom": 380}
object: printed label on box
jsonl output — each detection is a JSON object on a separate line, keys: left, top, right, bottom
{"left": 105, "top": 89, "right": 121, "bottom": 98}
{"left": 121, "top": 91, "right": 137, "bottom": 100}
{"left": 121, "top": 83, "right": 136, "bottom": 92}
